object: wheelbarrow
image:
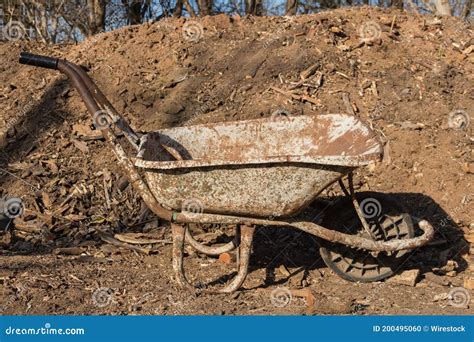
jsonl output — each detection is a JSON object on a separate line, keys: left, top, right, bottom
{"left": 19, "top": 52, "right": 435, "bottom": 293}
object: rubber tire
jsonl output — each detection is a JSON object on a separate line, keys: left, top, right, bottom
{"left": 319, "top": 192, "right": 415, "bottom": 283}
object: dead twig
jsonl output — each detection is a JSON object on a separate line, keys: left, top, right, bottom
{"left": 114, "top": 233, "right": 172, "bottom": 245}
{"left": 270, "top": 86, "right": 320, "bottom": 105}
{"left": 103, "top": 177, "right": 111, "bottom": 210}
{"left": 300, "top": 63, "right": 319, "bottom": 80}
{"left": 349, "top": 41, "right": 365, "bottom": 51}
{"left": 390, "top": 15, "right": 397, "bottom": 34}
{"left": 342, "top": 92, "right": 356, "bottom": 116}
{"left": 98, "top": 231, "right": 151, "bottom": 255}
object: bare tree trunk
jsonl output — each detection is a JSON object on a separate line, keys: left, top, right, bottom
{"left": 247, "top": 0, "right": 263, "bottom": 14}
{"left": 197, "top": 0, "right": 212, "bottom": 15}
{"left": 183, "top": 0, "right": 196, "bottom": 16}
{"left": 38, "top": 2, "right": 48, "bottom": 40}
{"left": 320, "top": 0, "right": 339, "bottom": 8}
{"left": 461, "top": 0, "right": 472, "bottom": 18}
{"left": 121, "top": 0, "right": 144, "bottom": 24}
{"left": 254, "top": 0, "right": 263, "bottom": 15}
{"left": 286, "top": 0, "right": 298, "bottom": 15}
{"left": 173, "top": 0, "right": 184, "bottom": 17}
{"left": 245, "top": 0, "right": 252, "bottom": 14}
{"left": 432, "top": 0, "right": 452, "bottom": 15}
{"left": 85, "top": 0, "right": 106, "bottom": 34}
{"left": 390, "top": 0, "right": 404, "bottom": 9}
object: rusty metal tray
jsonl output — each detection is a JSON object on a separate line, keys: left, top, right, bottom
{"left": 134, "top": 114, "right": 383, "bottom": 217}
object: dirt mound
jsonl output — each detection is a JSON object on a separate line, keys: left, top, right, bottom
{"left": 0, "top": 7, "right": 473, "bottom": 315}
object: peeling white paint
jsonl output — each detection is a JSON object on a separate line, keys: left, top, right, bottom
{"left": 326, "top": 114, "right": 370, "bottom": 143}
{"left": 136, "top": 113, "right": 382, "bottom": 169}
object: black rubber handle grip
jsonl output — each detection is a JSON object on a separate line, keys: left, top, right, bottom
{"left": 19, "top": 52, "right": 59, "bottom": 70}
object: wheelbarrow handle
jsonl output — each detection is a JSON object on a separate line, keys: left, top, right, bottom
{"left": 17, "top": 51, "right": 177, "bottom": 224}
{"left": 19, "top": 52, "right": 59, "bottom": 70}
{"left": 19, "top": 51, "right": 140, "bottom": 149}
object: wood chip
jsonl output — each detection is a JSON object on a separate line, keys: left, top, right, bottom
{"left": 371, "top": 81, "right": 378, "bottom": 97}
{"left": 289, "top": 267, "right": 306, "bottom": 287}
{"left": 72, "top": 123, "right": 103, "bottom": 140}
{"left": 290, "top": 288, "right": 315, "bottom": 313}
{"left": 382, "top": 141, "right": 391, "bottom": 165}
{"left": 462, "top": 45, "right": 473, "bottom": 55}
{"left": 45, "top": 160, "right": 59, "bottom": 174}
{"left": 64, "top": 214, "right": 88, "bottom": 222}
{"left": 71, "top": 138, "right": 89, "bottom": 153}
{"left": 114, "top": 232, "right": 172, "bottom": 245}
{"left": 465, "top": 233, "right": 474, "bottom": 244}
{"left": 98, "top": 231, "right": 151, "bottom": 255}
{"left": 300, "top": 63, "right": 319, "bottom": 80}
{"left": 270, "top": 86, "right": 320, "bottom": 105}
{"left": 53, "top": 247, "right": 85, "bottom": 255}
{"left": 41, "top": 192, "right": 52, "bottom": 209}
{"left": 14, "top": 219, "right": 43, "bottom": 233}
{"left": 342, "top": 92, "right": 355, "bottom": 116}
{"left": 278, "top": 264, "right": 291, "bottom": 277}
{"left": 464, "top": 277, "right": 474, "bottom": 290}
{"left": 462, "top": 163, "right": 474, "bottom": 175}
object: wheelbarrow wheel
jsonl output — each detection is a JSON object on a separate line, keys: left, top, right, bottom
{"left": 319, "top": 193, "right": 415, "bottom": 283}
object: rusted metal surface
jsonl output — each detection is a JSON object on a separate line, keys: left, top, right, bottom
{"left": 172, "top": 223, "right": 254, "bottom": 293}
{"left": 292, "top": 219, "right": 435, "bottom": 252}
{"left": 135, "top": 114, "right": 381, "bottom": 217}
{"left": 65, "top": 61, "right": 140, "bottom": 149}
{"left": 135, "top": 114, "right": 383, "bottom": 169}
{"left": 347, "top": 173, "right": 378, "bottom": 240}
{"left": 175, "top": 211, "right": 435, "bottom": 252}
{"left": 171, "top": 223, "right": 196, "bottom": 292}
{"left": 146, "top": 164, "right": 352, "bottom": 217}
{"left": 185, "top": 226, "right": 240, "bottom": 256}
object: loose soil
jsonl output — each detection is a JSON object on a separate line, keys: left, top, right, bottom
{"left": 0, "top": 6, "right": 473, "bottom": 315}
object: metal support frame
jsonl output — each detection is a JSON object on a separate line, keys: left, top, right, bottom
{"left": 172, "top": 223, "right": 254, "bottom": 293}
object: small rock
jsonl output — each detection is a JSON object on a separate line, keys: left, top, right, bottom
{"left": 289, "top": 268, "right": 306, "bottom": 288}
{"left": 53, "top": 247, "right": 84, "bottom": 255}
{"left": 462, "top": 163, "right": 474, "bottom": 174}
{"left": 464, "top": 277, "right": 474, "bottom": 290}
{"left": 218, "top": 252, "right": 235, "bottom": 265}
{"left": 424, "top": 272, "right": 450, "bottom": 286}
{"left": 443, "top": 260, "right": 458, "bottom": 273}
{"left": 163, "top": 101, "right": 184, "bottom": 115}
{"left": 433, "top": 293, "right": 448, "bottom": 302}
{"left": 388, "top": 269, "right": 420, "bottom": 286}
{"left": 445, "top": 270, "right": 457, "bottom": 277}
{"left": 399, "top": 121, "right": 424, "bottom": 130}
{"left": 277, "top": 265, "right": 290, "bottom": 277}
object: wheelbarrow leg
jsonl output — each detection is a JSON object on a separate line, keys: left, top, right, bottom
{"left": 185, "top": 225, "right": 241, "bottom": 256}
{"left": 171, "top": 223, "right": 196, "bottom": 292}
{"left": 171, "top": 223, "right": 255, "bottom": 293}
{"left": 339, "top": 172, "right": 377, "bottom": 240}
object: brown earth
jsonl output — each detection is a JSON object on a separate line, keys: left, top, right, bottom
{"left": 0, "top": 6, "right": 473, "bottom": 315}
